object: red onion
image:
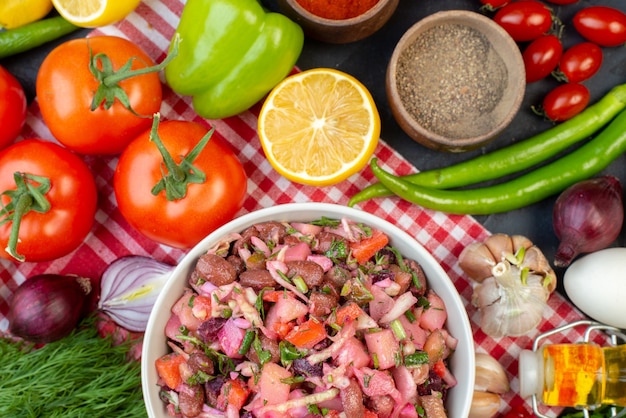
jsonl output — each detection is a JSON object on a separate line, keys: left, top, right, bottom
{"left": 8, "top": 274, "right": 93, "bottom": 343}
{"left": 98, "top": 255, "right": 174, "bottom": 332}
{"left": 553, "top": 175, "right": 624, "bottom": 268}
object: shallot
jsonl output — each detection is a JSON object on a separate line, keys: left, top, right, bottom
{"left": 98, "top": 255, "right": 174, "bottom": 332}
{"left": 8, "top": 274, "right": 93, "bottom": 343}
{"left": 553, "top": 175, "right": 624, "bottom": 268}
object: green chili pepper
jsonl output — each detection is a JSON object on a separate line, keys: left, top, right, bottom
{"left": 370, "top": 108, "right": 626, "bottom": 215}
{"left": 0, "top": 16, "right": 79, "bottom": 60}
{"left": 164, "top": 0, "right": 304, "bottom": 120}
{"left": 349, "top": 83, "right": 626, "bottom": 207}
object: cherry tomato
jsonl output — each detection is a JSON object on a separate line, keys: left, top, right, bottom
{"left": 493, "top": 1, "right": 554, "bottom": 42}
{"left": 542, "top": 83, "right": 590, "bottom": 122}
{"left": 36, "top": 36, "right": 163, "bottom": 155}
{"left": 555, "top": 42, "right": 603, "bottom": 83}
{"left": 573, "top": 6, "right": 626, "bottom": 47}
{"left": 0, "top": 139, "right": 98, "bottom": 262}
{"left": 0, "top": 66, "right": 27, "bottom": 149}
{"left": 114, "top": 117, "right": 247, "bottom": 249}
{"left": 522, "top": 34, "right": 563, "bottom": 83}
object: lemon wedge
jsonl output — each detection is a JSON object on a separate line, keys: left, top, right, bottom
{"left": 51, "top": 0, "right": 141, "bottom": 27}
{"left": 258, "top": 68, "right": 380, "bottom": 187}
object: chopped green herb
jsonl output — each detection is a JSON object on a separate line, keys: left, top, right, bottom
{"left": 0, "top": 318, "right": 145, "bottom": 418}
{"left": 363, "top": 373, "right": 372, "bottom": 388}
{"left": 280, "top": 376, "right": 305, "bottom": 385}
{"left": 279, "top": 340, "right": 307, "bottom": 366}
{"left": 187, "top": 369, "right": 213, "bottom": 385}
{"left": 325, "top": 239, "right": 348, "bottom": 259}
{"left": 255, "top": 287, "right": 274, "bottom": 321}
{"left": 307, "top": 404, "right": 329, "bottom": 415}
{"left": 310, "top": 217, "right": 341, "bottom": 227}
{"left": 417, "top": 296, "right": 430, "bottom": 309}
{"left": 177, "top": 334, "right": 236, "bottom": 375}
{"left": 252, "top": 333, "right": 272, "bottom": 366}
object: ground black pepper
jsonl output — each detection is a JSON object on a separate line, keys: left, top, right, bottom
{"left": 396, "top": 23, "right": 508, "bottom": 139}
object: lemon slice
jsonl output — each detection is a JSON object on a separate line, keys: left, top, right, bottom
{"left": 258, "top": 68, "right": 381, "bottom": 187}
{"left": 51, "top": 0, "right": 141, "bottom": 27}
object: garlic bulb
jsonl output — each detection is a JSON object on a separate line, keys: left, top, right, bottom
{"left": 459, "top": 234, "right": 556, "bottom": 337}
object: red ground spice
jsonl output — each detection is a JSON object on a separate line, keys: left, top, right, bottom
{"left": 296, "top": 0, "right": 380, "bottom": 20}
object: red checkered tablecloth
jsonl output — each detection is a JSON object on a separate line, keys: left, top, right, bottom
{"left": 0, "top": 1, "right": 591, "bottom": 416}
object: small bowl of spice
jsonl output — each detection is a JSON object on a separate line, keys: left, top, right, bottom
{"left": 387, "top": 10, "right": 525, "bottom": 152}
{"left": 276, "top": 0, "right": 399, "bottom": 44}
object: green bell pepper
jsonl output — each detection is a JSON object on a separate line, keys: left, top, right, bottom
{"left": 164, "top": 0, "right": 304, "bottom": 120}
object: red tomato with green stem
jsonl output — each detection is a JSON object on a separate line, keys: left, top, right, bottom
{"left": 573, "top": 6, "right": 626, "bottom": 47}
{"left": 554, "top": 42, "right": 603, "bottom": 83}
{"left": 36, "top": 36, "right": 173, "bottom": 155}
{"left": 493, "top": 1, "right": 555, "bottom": 42}
{"left": 114, "top": 114, "right": 248, "bottom": 249}
{"left": 0, "top": 66, "right": 27, "bottom": 149}
{"left": 522, "top": 34, "right": 563, "bottom": 83}
{"left": 0, "top": 139, "right": 98, "bottom": 262}
{"left": 540, "top": 83, "right": 590, "bottom": 122}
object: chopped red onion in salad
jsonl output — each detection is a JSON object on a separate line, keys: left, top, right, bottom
{"left": 155, "top": 217, "right": 457, "bottom": 418}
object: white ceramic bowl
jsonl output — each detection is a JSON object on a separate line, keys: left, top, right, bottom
{"left": 142, "top": 202, "right": 474, "bottom": 417}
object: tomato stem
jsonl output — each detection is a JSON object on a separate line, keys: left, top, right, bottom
{"left": 0, "top": 172, "right": 52, "bottom": 261}
{"left": 149, "top": 112, "right": 213, "bottom": 201}
{"left": 88, "top": 34, "right": 180, "bottom": 115}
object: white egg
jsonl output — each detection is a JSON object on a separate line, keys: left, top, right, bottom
{"left": 563, "top": 247, "right": 626, "bottom": 329}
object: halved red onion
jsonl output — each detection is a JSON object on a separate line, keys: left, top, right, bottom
{"left": 98, "top": 255, "right": 174, "bottom": 332}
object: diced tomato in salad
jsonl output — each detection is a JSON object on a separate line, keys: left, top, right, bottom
{"left": 155, "top": 217, "right": 457, "bottom": 417}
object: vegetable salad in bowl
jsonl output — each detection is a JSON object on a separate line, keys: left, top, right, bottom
{"left": 142, "top": 203, "right": 474, "bottom": 418}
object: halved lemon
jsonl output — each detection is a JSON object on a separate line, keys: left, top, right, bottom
{"left": 258, "top": 68, "right": 381, "bottom": 187}
{"left": 0, "top": 0, "right": 53, "bottom": 29}
{"left": 51, "top": 0, "right": 141, "bottom": 27}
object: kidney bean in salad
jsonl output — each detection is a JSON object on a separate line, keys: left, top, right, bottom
{"left": 155, "top": 217, "right": 458, "bottom": 418}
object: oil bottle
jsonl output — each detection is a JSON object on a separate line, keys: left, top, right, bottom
{"left": 519, "top": 342, "right": 626, "bottom": 408}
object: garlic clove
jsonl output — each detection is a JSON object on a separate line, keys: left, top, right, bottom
{"left": 458, "top": 242, "right": 497, "bottom": 282}
{"left": 521, "top": 246, "right": 557, "bottom": 293}
{"left": 474, "top": 353, "right": 510, "bottom": 394}
{"left": 484, "top": 233, "right": 514, "bottom": 261}
{"left": 511, "top": 234, "right": 533, "bottom": 254}
{"left": 469, "top": 390, "right": 501, "bottom": 418}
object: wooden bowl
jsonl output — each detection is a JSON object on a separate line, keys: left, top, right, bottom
{"left": 276, "top": 0, "right": 399, "bottom": 44}
{"left": 386, "top": 10, "right": 525, "bottom": 152}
